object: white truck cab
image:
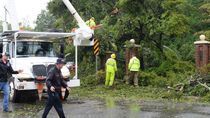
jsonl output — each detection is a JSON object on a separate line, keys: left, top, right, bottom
{"left": 0, "top": 0, "right": 94, "bottom": 102}
{"left": 0, "top": 31, "right": 80, "bottom": 102}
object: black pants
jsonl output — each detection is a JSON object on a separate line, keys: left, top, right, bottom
{"left": 42, "top": 91, "right": 65, "bottom": 118}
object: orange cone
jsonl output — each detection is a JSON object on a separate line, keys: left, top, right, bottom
{"left": 61, "top": 87, "right": 66, "bottom": 100}
{"left": 37, "top": 83, "right": 44, "bottom": 101}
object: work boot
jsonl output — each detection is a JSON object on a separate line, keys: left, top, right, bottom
{"left": 109, "top": 86, "right": 115, "bottom": 90}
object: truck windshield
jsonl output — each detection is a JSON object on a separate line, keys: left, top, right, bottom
{"left": 16, "top": 41, "right": 57, "bottom": 57}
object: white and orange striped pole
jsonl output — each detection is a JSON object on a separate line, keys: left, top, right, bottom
{"left": 37, "top": 83, "right": 44, "bottom": 101}
{"left": 36, "top": 76, "right": 45, "bottom": 101}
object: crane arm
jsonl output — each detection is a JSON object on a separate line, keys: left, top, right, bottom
{"left": 62, "top": 0, "right": 94, "bottom": 46}
{"left": 62, "top": 0, "right": 87, "bottom": 28}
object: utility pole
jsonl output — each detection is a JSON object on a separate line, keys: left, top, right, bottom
{"left": 3, "top": 6, "right": 8, "bottom": 31}
{"left": 4, "top": 0, "right": 19, "bottom": 30}
{"left": 2, "top": 6, "right": 9, "bottom": 52}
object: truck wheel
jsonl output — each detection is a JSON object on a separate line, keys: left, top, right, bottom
{"left": 10, "top": 82, "right": 20, "bottom": 103}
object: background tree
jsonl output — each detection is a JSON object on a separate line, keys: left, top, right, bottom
{"left": 192, "top": 0, "right": 210, "bottom": 38}
{"left": 34, "top": 10, "right": 56, "bottom": 31}
{"left": 32, "top": 0, "right": 210, "bottom": 100}
{"left": 45, "top": 1, "right": 203, "bottom": 72}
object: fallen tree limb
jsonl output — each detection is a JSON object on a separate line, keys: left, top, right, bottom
{"left": 197, "top": 81, "right": 210, "bottom": 91}
{"left": 167, "top": 83, "right": 185, "bottom": 91}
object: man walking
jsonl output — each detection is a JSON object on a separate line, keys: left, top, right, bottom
{"left": 105, "top": 53, "right": 117, "bottom": 87}
{"left": 42, "top": 58, "right": 70, "bottom": 118}
{"left": 0, "top": 52, "right": 22, "bottom": 112}
{"left": 126, "top": 53, "right": 140, "bottom": 87}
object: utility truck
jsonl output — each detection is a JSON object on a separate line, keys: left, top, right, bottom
{"left": 0, "top": 31, "right": 79, "bottom": 102}
{"left": 0, "top": 0, "right": 94, "bottom": 102}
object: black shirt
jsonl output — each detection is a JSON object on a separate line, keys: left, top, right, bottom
{"left": 46, "top": 66, "right": 67, "bottom": 92}
{"left": 0, "top": 60, "right": 19, "bottom": 82}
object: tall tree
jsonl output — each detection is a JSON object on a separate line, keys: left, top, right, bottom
{"left": 46, "top": 0, "right": 205, "bottom": 70}
{"left": 34, "top": 10, "right": 56, "bottom": 31}
{"left": 97, "top": 0, "right": 192, "bottom": 69}
{"left": 196, "top": 1, "right": 210, "bottom": 38}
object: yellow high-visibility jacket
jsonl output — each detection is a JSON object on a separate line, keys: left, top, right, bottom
{"left": 106, "top": 58, "right": 117, "bottom": 73}
{"left": 85, "top": 19, "right": 96, "bottom": 27}
{"left": 128, "top": 57, "right": 140, "bottom": 71}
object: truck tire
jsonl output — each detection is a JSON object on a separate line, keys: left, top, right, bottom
{"left": 10, "top": 81, "right": 21, "bottom": 103}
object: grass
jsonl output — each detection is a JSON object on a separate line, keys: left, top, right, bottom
{"left": 69, "top": 83, "right": 203, "bottom": 103}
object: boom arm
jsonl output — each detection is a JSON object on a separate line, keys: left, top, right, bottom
{"left": 62, "top": 0, "right": 94, "bottom": 46}
{"left": 62, "top": 0, "right": 87, "bottom": 29}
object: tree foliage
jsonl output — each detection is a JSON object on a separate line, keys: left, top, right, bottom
{"left": 41, "top": 0, "right": 210, "bottom": 97}
{"left": 45, "top": 0, "right": 203, "bottom": 68}
{"left": 34, "top": 10, "right": 56, "bottom": 31}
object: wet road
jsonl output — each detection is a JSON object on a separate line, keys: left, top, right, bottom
{"left": 0, "top": 95, "right": 210, "bottom": 118}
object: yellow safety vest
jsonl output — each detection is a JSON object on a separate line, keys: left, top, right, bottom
{"left": 106, "top": 58, "right": 117, "bottom": 72}
{"left": 85, "top": 19, "right": 96, "bottom": 28}
{"left": 128, "top": 57, "right": 140, "bottom": 71}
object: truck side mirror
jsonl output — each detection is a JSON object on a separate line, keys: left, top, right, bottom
{"left": 59, "top": 40, "right": 65, "bottom": 58}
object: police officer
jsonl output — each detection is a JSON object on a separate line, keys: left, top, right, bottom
{"left": 0, "top": 52, "right": 22, "bottom": 112}
{"left": 42, "top": 58, "right": 70, "bottom": 118}
{"left": 126, "top": 53, "right": 140, "bottom": 87}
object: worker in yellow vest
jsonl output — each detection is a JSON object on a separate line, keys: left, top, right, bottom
{"left": 86, "top": 17, "right": 96, "bottom": 29}
{"left": 126, "top": 53, "right": 140, "bottom": 87}
{"left": 105, "top": 53, "right": 117, "bottom": 87}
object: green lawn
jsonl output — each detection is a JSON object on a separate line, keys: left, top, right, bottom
{"left": 70, "top": 84, "right": 203, "bottom": 103}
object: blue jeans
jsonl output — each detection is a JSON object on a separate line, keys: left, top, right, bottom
{"left": 0, "top": 82, "right": 10, "bottom": 111}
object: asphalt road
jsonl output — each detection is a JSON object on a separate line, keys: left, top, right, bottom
{"left": 0, "top": 94, "right": 210, "bottom": 118}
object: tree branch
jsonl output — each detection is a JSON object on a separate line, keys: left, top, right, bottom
{"left": 198, "top": 81, "right": 210, "bottom": 91}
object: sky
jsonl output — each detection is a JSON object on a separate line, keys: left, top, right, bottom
{"left": 0, "top": 0, "right": 50, "bottom": 28}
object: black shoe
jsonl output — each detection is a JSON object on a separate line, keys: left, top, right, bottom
{"left": 3, "top": 110, "right": 12, "bottom": 113}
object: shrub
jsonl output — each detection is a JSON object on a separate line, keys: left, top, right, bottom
{"left": 139, "top": 71, "right": 167, "bottom": 87}
{"left": 187, "top": 85, "right": 208, "bottom": 97}
{"left": 81, "top": 70, "right": 105, "bottom": 87}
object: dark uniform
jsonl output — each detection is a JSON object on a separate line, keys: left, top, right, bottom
{"left": 0, "top": 60, "right": 19, "bottom": 112}
{"left": 42, "top": 66, "right": 67, "bottom": 118}
{"left": 0, "top": 60, "right": 19, "bottom": 82}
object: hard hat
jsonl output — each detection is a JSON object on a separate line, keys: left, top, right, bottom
{"left": 91, "top": 17, "right": 95, "bottom": 20}
{"left": 111, "top": 53, "right": 116, "bottom": 59}
{"left": 130, "top": 39, "right": 135, "bottom": 44}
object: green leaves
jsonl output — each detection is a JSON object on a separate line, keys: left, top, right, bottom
{"left": 34, "top": 10, "right": 56, "bottom": 31}
{"left": 161, "top": 13, "right": 190, "bottom": 36}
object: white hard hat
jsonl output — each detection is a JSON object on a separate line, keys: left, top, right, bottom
{"left": 130, "top": 39, "right": 135, "bottom": 44}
